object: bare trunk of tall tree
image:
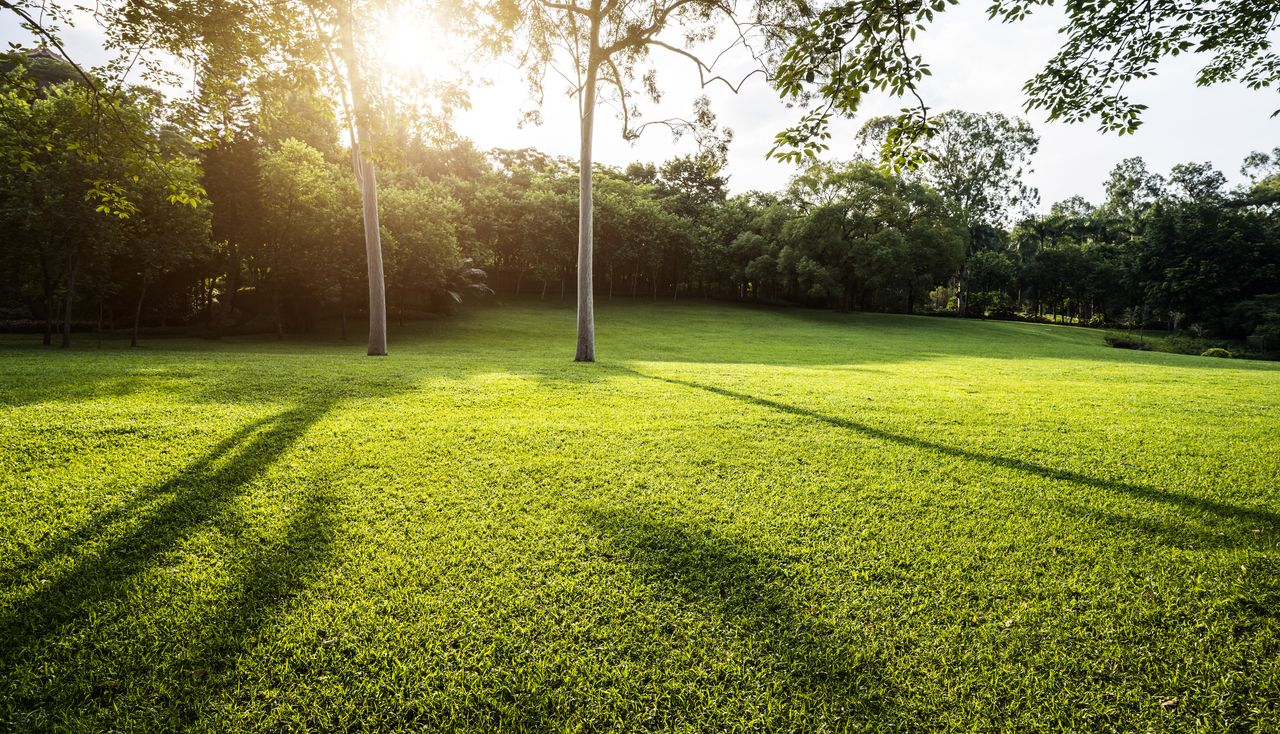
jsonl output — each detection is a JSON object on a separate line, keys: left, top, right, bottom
{"left": 339, "top": 0, "right": 388, "bottom": 357}
{"left": 574, "top": 25, "right": 600, "bottom": 362}
{"left": 131, "top": 278, "right": 147, "bottom": 348}
{"left": 274, "top": 286, "right": 284, "bottom": 340}
{"left": 42, "top": 287, "right": 53, "bottom": 346}
{"left": 61, "top": 252, "right": 79, "bottom": 348}
{"left": 218, "top": 242, "right": 238, "bottom": 338}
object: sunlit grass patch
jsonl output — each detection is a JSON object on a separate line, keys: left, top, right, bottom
{"left": 1, "top": 301, "right": 1277, "bottom": 732}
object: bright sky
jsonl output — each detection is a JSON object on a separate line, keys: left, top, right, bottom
{"left": 4, "top": 4, "right": 1277, "bottom": 211}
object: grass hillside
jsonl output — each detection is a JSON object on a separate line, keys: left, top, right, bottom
{"left": 2, "top": 302, "right": 1277, "bottom": 732}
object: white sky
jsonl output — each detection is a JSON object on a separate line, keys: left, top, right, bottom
{"left": 4, "top": 4, "right": 1277, "bottom": 211}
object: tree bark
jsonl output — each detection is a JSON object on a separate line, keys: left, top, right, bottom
{"left": 574, "top": 14, "right": 601, "bottom": 362}
{"left": 217, "top": 241, "right": 239, "bottom": 338}
{"left": 61, "top": 252, "right": 79, "bottom": 348}
{"left": 131, "top": 279, "right": 147, "bottom": 348}
{"left": 43, "top": 288, "right": 53, "bottom": 346}
{"left": 339, "top": 0, "right": 388, "bottom": 357}
{"left": 274, "top": 287, "right": 284, "bottom": 340}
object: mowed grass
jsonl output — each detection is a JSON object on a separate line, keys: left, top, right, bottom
{"left": 1, "top": 301, "right": 1278, "bottom": 733}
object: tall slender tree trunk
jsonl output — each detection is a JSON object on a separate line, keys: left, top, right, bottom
{"left": 339, "top": 0, "right": 388, "bottom": 357}
{"left": 574, "top": 18, "right": 601, "bottom": 362}
{"left": 275, "top": 287, "right": 284, "bottom": 340}
{"left": 61, "top": 252, "right": 80, "bottom": 349}
{"left": 218, "top": 242, "right": 239, "bottom": 338}
{"left": 43, "top": 287, "right": 53, "bottom": 346}
{"left": 131, "top": 279, "right": 147, "bottom": 348}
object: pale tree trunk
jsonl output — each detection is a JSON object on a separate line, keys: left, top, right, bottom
{"left": 574, "top": 20, "right": 600, "bottom": 362}
{"left": 339, "top": 0, "right": 388, "bottom": 357}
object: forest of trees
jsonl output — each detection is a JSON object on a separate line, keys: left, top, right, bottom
{"left": 1, "top": 49, "right": 1278, "bottom": 353}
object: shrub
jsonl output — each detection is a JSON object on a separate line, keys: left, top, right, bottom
{"left": 1105, "top": 334, "right": 1149, "bottom": 350}
{"left": 1201, "top": 347, "right": 1233, "bottom": 359}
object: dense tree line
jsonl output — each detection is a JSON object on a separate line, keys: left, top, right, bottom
{"left": 975, "top": 155, "right": 1280, "bottom": 344}
{"left": 1, "top": 50, "right": 1277, "bottom": 352}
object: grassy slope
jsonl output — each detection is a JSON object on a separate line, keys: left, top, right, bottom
{"left": 1, "top": 301, "right": 1277, "bottom": 733}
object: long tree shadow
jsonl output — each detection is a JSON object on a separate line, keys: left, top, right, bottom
{"left": 0, "top": 416, "right": 290, "bottom": 590}
{"left": 0, "top": 392, "right": 342, "bottom": 726}
{"left": 626, "top": 369, "right": 1279, "bottom": 541}
{"left": 582, "top": 507, "right": 891, "bottom": 729}
{"left": 162, "top": 470, "right": 345, "bottom": 728}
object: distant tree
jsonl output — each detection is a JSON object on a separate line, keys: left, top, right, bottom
{"left": 1240, "top": 148, "right": 1280, "bottom": 208}
{"left": 0, "top": 61, "right": 204, "bottom": 347}
{"left": 769, "top": 0, "right": 1280, "bottom": 167}
{"left": 202, "top": 133, "right": 262, "bottom": 334}
{"left": 856, "top": 111, "right": 1040, "bottom": 229}
{"left": 1102, "top": 157, "right": 1165, "bottom": 222}
{"left": 1241, "top": 148, "right": 1280, "bottom": 185}
{"left": 486, "top": 0, "right": 772, "bottom": 360}
{"left": 1137, "top": 201, "right": 1279, "bottom": 335}
{"left": 781, "top": 162, "right": 964, "bottom": 311}
{"left": 965, "top": 249, "right": 1017, "bottom": 316}
{"left": 258, "top": 138, "right": 344, "bottom": 336}
{"left": 1167, "top": 161, "right": 1228, "bottom": 204}
{"left": 856, "top": 110, "right": 1037, "bottom": 315}
{"left": 119, "top": 154, "right": 211, "bottom": 346}
{"left": 379, "top": 179, "right": 464, "bottom": 320}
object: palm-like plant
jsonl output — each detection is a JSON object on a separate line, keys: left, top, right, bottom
{"left": 438, "top": 258, "right": 493, "bottom": 313}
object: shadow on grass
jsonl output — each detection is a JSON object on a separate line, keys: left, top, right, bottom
{"left": 630, "top": 369, "right": 1279, "bottom": 544}
{"left": 0, "top": 391, "right": 345, "bottom": 727}
{"left": 582, "top": 507, "right": 890, "bottom": 727}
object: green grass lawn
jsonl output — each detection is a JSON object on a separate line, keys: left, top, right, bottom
{"left": 2, "top": 301, "right": 1278, "bottom": 732}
